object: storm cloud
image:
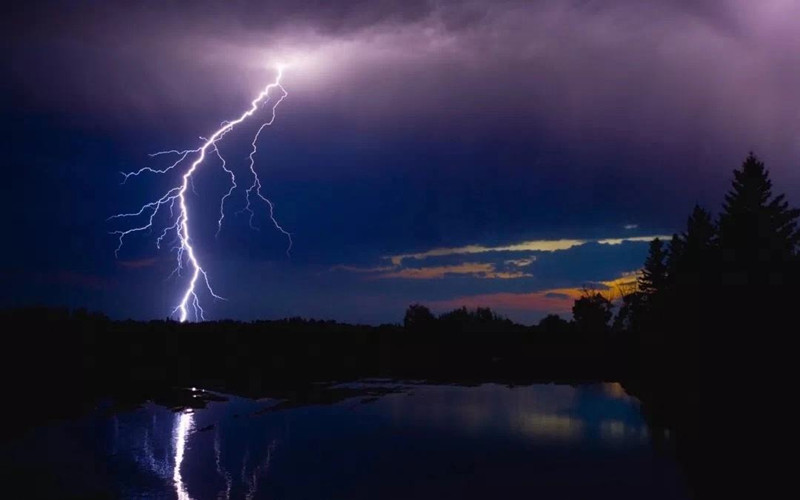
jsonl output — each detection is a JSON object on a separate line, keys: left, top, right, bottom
{"left": 4, "top": 0, "right": 799, "bottom": 323}
{"left": 8, "top": 1, "right": 800, "bottom": 151}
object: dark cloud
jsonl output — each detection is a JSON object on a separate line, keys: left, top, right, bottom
{"left": 235, "top": 0, "right": 434, "bottom": 34}
{"left": 8, "top": 0, "right": 800, "bottom": 170}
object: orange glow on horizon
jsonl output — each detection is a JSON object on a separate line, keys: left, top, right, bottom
{"left": 430, "top": 271, "right": 640, "bottom": 315}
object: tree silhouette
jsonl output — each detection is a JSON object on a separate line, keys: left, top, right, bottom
{"left": 438, "top": 306, "right": 472, "bottom": 325}
{"left": 684, "top": 205, "right": 716, "bottom": 255}
{"left": 639, "top": 238, "right": 667, "bottom": 296}
{"left": 611, "top": 152, "right": 800, "bottom": 409}
{"left": 613, "top": 290, "right": 644, "bottom": 334}
{"left": 719, "top": 153, "right": 800, "bottom": 273}
{"left": 611, "top": 155, "right": 800, "bottom": 499}
{"left": 403, "top": 304, "right": 436, "bottom": 331}
{"left": 665, "top": 233, "right": 685, "bottom": 279}
{"left": 437, "top": 306, "right": 512, "bottom": 332}
{"left": 572, "top": 291, "right": 613, "bottom": 334}
{"left": 538, "top": 313, "right": 571, "bottom": 336}
{"left": 665, "top": 205, "right": 717, "bottom": 296}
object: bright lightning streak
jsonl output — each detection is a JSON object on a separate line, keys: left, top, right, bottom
{"left": 110, "top": 66, "right": 292, "bottom": 322}
{"left": 213, "top": 144, "right": 236, "bottom": 238}
{"left": 119, "top": 148, "right": 200, "bottom": 184}
{"left": 173, "top": 410, "right": 194, "bottom": 500}
{"left": 240, "top": 86, "right": 293, "bottom": 255}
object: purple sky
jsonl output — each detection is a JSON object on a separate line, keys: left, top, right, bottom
{"left": 3, "top": 0, "right": 799, "bottom": 323}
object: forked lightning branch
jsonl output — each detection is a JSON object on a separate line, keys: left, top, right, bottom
{"left": 109, "top": 66, "right": 292, "bottom": 322}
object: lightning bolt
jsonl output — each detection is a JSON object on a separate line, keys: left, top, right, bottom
{"left": 110, "top": 66, "right": 291, "bottom": 322}
{"left": 240, "top": 92, "right": 293, "bottom": 254}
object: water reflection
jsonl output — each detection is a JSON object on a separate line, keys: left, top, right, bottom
{"left": 244, "top": 439, "right": 277, "bottom": 500}
{"left": 214, "top": 428, "right": 232, "bottom": 500}
{"left": 173, "top": 410, "right": 194, "bottom": 500}
{"left": 383, "top": 383, "right": 648, "bottom": 445}
{"left": 600, "top": 419, "right": 650, "bottom": 442}
{"left": 0, "top": 382, "right": 688, "bottom": 499}
{"left": 517, "top": 413, "right": 584, "bottom": 440}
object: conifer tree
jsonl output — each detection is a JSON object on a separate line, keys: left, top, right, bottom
{"left": 639, "top": 238, "right": 668, "bottom": 296}
{"left": 666, "top": 233, "right": 685, "bottom": 280}
{"left": 718, "top": 153, "right": 800, "bottom": 266}
{"left": 684, "top": 205, "right": 716, "bottom": 255}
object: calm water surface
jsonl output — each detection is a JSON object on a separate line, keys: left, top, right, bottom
{"left": 4, "top": 382, "right": 689, "bottom": 499}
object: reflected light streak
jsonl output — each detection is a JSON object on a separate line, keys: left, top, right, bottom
{"left": 173, "top": 410, "right": 195, "bottom": 500}
{"left": 215, "top": 428, "right": 232, "bottom": 500}
{"left": 517, "top": 413, "right": 585, "bottom": 440}
{"left": 245, "top": 439, "right": 278, "bottom": 500}
{"left": 599, "top": 419, "right": 650, "bottom": 443}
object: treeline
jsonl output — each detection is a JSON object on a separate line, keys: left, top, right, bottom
{"left": 611, "top": 153, "right": 799, "bottom": 396}
{"left": 0, "top": 303, "right": 620, "bottom": 393}
{"left": 614, "top": 153, "right": 799, "bottom": 499}
{"left": 620, "top": 153, "right": 798, "bottom": 376}
{"left": 0, "top": 302, "right": 624, "bottom": 433}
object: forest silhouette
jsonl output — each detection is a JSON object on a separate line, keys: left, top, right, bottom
{"left": 2, "top": 153, "right": 797, "bottom": 498}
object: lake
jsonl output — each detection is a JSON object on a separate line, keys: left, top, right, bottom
{"left": 2, "top": 381, "right": 690, "bottom": 499}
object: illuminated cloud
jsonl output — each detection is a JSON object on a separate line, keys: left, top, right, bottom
{"left": 592, "top": 272, "right": 641, "bottom": 298}
{"left": 375, "top": 262, "right": 532, "bottom": 280}
{"left": 10, "top": 0, "right": 800, "bottom": 170}
{"left": 386, "top": 235, "right": 665, "bottom": 266}
{"left": 597, "top": 236, "right": 668, "bottom": 245}
{"left": 333, "top": 235, "right": 658, "bottom": 285}
{"left": 378, "top": 262, "right": 492, "bottom": 279}
{"left": 329, "top": 264, "right": 396, "bottom": 273}
{"left": 505, "top": 256, "right": 537, "bottom": 267}
{"left": 387, "top": 239, "right": 588, "bottom": 266}
{"left": 483, "top": 271, "right": 534, "bottom": 279}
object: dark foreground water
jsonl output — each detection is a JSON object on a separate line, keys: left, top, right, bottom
{"left": 2, "top": 382, "right": 689, "bottom": 499}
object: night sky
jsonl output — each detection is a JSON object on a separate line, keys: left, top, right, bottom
{"left": 3, "top": 1, "right": 799, "bottom": 324}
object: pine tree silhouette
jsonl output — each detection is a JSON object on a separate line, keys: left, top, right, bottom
{"left": 718, "top": 153, "right": 800, "bottom": 276}
{"left": 639, "top": 238, "right": 667, "bottom": 296}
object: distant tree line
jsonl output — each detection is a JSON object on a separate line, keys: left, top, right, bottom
{"left": 404, "top": 304, "right": 519, "bottom": 333}
{"left": 404, "top": 297, "right": 615, "bottom": 339}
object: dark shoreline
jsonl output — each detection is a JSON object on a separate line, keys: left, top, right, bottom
{"left": 2, "top": 307, "right": 789, "bottom": 500}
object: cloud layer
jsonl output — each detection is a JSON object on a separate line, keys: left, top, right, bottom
{"left": 9, "top": 0, "right": 800, "bottom": 166}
